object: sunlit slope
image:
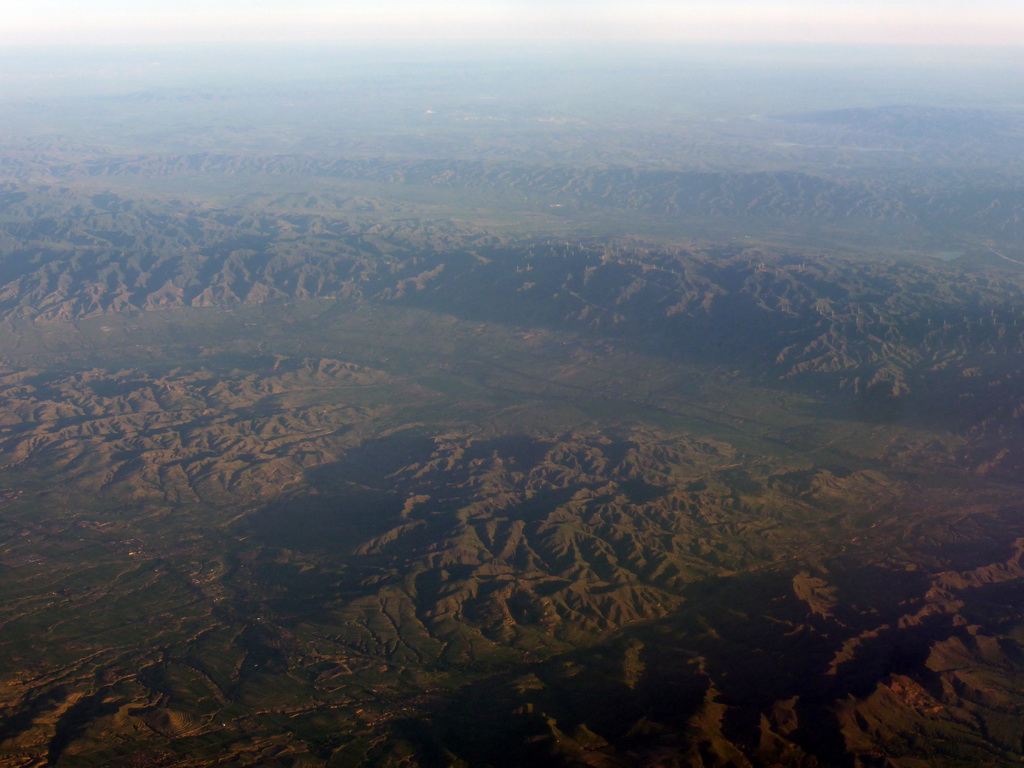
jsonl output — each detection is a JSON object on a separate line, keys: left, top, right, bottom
{"left": 0, "top": 187, "right": 1023, "bottom": 765}
{"left": 2, "top": 188, "right": 1022, "bottom": 475}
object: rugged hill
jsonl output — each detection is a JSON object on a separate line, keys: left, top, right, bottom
{"left": 1, "top": 173, "right": 1024, "bottom": 766}
{"left": 2, "top": 186, "right": 1023, "bottom": 446}
{"left": 5, "top": 144, "right": 1024, "bottom": 240}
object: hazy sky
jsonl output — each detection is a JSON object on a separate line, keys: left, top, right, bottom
{"left": 4, "top": 0, "right": 1022, "bottom": 46}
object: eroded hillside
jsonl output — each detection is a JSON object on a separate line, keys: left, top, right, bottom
{"left": 0, "top": 110, "right": 1023, "bottom": 766}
